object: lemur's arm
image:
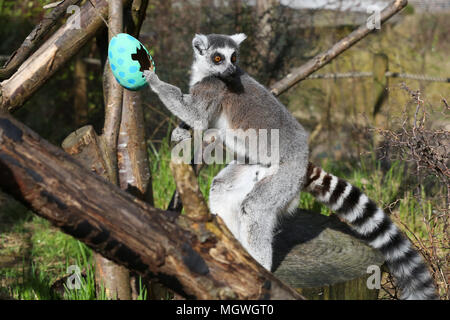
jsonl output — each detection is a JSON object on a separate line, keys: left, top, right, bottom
{"left": 144, "top": 70, "right": 209, "bottom": 129}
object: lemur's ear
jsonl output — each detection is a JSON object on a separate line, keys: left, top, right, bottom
{"left": 192, "top": 34, "right": 208, "bottom": 55}
{"left": 230, "top": 33, "right": 247, "bottom": 46}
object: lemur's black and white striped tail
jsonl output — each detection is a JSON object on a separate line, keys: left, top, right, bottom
{"left": 304, "top": 162, "right": 438, "bottom": 300}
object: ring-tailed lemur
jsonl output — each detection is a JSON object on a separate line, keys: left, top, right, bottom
{"left": 144, "top": 33, "right": 437, "bottom": 300}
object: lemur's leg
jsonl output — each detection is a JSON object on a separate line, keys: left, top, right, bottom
{"left": 209, "top": 162, "right": 242, "bottom": 241}
{"left": 144, "top": 70, "right": 208, "bottom": 129}
{"left": 209, "top": 162, "right": 268, "bottom": 242}
{"left": 239, "top": 160, "right": 306, "bottom": 271}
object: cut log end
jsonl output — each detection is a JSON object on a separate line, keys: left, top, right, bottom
{"left": 273, "top": 209, "right": 384, "bottom": 300}
{"left": 61, "top": 125, "right": 96, "bottom": 154}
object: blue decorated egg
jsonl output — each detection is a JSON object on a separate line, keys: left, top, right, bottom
{"left": 108, "top": 33, "right": 155, "bottom": 91}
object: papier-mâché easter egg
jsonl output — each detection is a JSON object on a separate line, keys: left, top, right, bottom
{"left": 108, "top": 33, "right": 155, "bottom": 91}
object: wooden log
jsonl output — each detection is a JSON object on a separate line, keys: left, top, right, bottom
{"left": 61, "top": 125, "right": 109, "bottom": 178}
{"left": 0, "top": 112, "right": 303, "bottom": 300}
{"left": 0, "top": 0, "right": 132, "bottom": 113}
{"left": 273, "top": 210, "right": 385, "bottom": 300}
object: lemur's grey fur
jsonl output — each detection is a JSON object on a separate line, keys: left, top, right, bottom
{"left": 144, "top": 33, "right": 437, "bottom": 300}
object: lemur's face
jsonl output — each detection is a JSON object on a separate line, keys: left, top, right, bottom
{"left": 192, "top": 34, "right": 247, "bottom": 79}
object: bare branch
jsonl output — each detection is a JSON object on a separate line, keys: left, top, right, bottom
{"left": 270, "top": 0, "right": 409, "bottom": 96}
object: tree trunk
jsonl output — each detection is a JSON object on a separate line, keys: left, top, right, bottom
{"left": 102, "top": 0, "right": 125, "bottom": 186}
{"left": 119, "top": 89, "right": 155, "bottom": 299}
{"left": 118, "top": 0, "right": 155, "bottom": 300}
{"left": 73, "top": 54, "right": 88, "bottom": 127}
{"left": 118, "top": 91, "right": 153, "bottom": 207}
{"left": 0, "top": 112, "right": 304, "bottom": 300}
{"left": 65, "top": 0, "right": 133, "bottom": 300}
{"left": 253, "top": 0, "right": 277, "bottom": 78}
{"left": 118, "top": 0, "right": 152, "bottom": 204}
{"left": 95, "top": 0, "right": 132, "bottom": 300}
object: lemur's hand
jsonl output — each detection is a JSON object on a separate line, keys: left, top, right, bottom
{"left": 143, "top": 69, "right": 160, "bottom": 93}
{"left": 143, "top": 69, "right": 157, "bottom": 83}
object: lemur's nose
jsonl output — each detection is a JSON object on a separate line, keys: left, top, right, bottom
{"left": 222, "top": 65, "right": 236, "bottom": 78}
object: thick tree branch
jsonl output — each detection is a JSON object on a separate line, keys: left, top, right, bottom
{"left": 170, "top": 161, "right": 210, "bottom": 222}
{"left": 117, "top": 0, "right": 152, "bottom": 202}
{"left": 101, "top": 0, "right": 125, "bottom": 185}
{"left": 0, "top": 0, "right": 82, "bottom": 80}
{"left": 128, "top": 0, "right": 150, "bottom": 38}
{"left": 118, "top": 0, "right": 155, "bottom": 298}
{"left": 270, "top": 0, "right": 408, "bottom": 96}
{"left": 94, "top": 0, "right": 133, "bottom": 300}
{"left": 0, "top": 112, "right": 303, "bottom": 300}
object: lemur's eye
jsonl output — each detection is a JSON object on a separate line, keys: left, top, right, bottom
{"left": 231, "top": 53, "right": 237, "bottom": 63}
{"left": 212, "top": 53, "right": 224, "bottom": 64}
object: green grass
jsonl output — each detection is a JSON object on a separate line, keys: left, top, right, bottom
{"left": 0, "top": 139, "right": 445, "bottom": 299}
{"left": 0, "top": 213, "right": 145, "bottom": 300}
{"left": 148, "top": 134, "right": 225, "bottom": 209}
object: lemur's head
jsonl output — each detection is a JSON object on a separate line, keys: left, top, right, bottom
{"left": 190, "top": 33, "right": 247, "bottom": 86}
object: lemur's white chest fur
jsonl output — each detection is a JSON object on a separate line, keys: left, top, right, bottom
{"left": 189, "top": 64, "right": 209, "bottom": 88}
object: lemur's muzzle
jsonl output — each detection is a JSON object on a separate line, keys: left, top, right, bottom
{"left": 220, "top": 65, "right": 237, "bottom": 78}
